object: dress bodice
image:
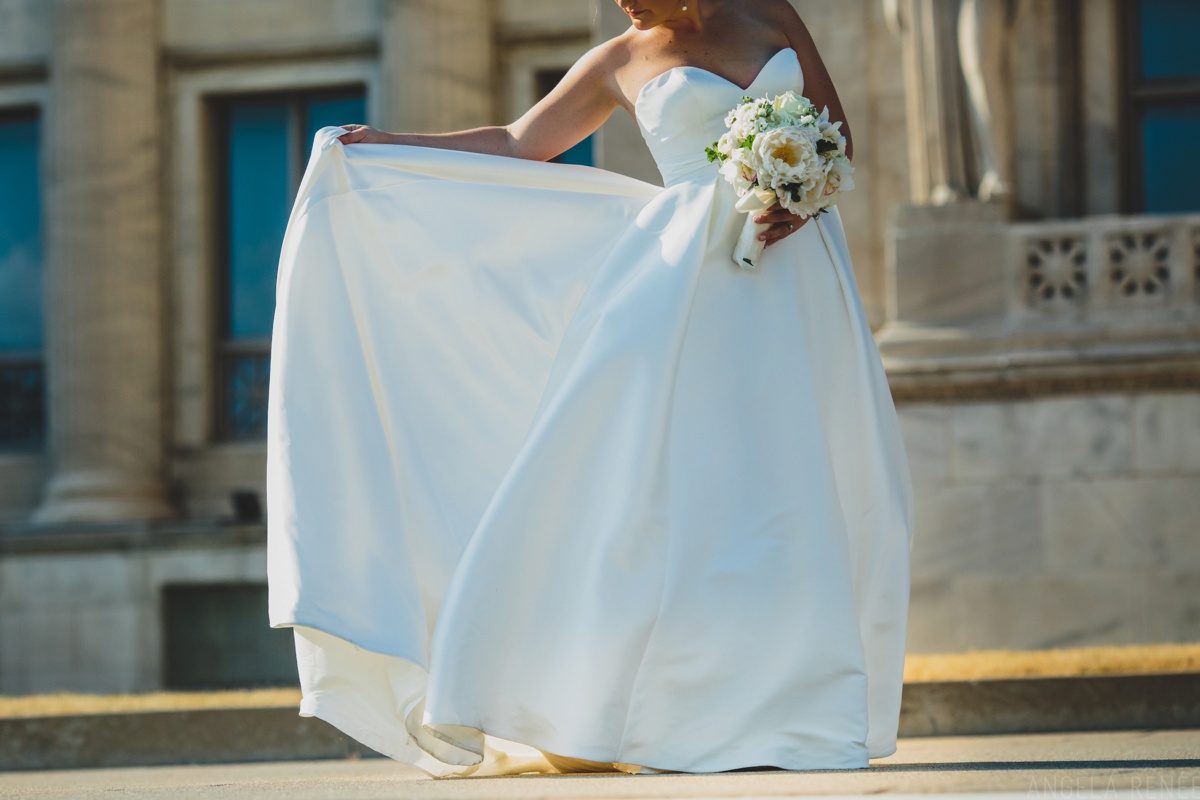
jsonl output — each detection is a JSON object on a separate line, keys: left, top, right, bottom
{"left": 635, "top": 48, "right": 804, "bottom": 187}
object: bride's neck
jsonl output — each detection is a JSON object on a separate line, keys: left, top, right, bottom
{"left": 658, "top": 0, "right": 728, "bottom": 35}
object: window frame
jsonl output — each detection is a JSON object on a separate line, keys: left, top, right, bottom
{"left": 210, "top": 85, "right": 366, "bottom": 441}
{"left": 168, "top": 58, "right": 381, "bottom": 450}
{"left": 1120, "top": 0, "right": 1200, "bottom": 213}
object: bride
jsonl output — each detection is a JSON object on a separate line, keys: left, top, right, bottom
{"left": 266, "top": 0, "right": 915, "bottom": 778}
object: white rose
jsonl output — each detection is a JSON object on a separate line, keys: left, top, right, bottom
{"left": 716, "top": 131, "right": 738, "bottom": 156}
{"left": 772, "top": 90, "right": 813, "bottom": 119}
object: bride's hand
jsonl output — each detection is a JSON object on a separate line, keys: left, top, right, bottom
{"left": 754, "top": 202, "right": 811, "bottom": 247}
{"left": 336, "top": 124, "right": 393, "bottom": 145}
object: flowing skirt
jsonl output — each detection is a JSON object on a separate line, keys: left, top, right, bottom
{"left": 266, "top": 126, "right": 914, "bottom": 776}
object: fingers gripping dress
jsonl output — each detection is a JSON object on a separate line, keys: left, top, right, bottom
{"left": 266, "top": 47, "right": 915, "bottom": 776}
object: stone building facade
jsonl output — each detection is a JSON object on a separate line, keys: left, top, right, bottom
{"left": 0, "top": 0, "right": 1196, "bottom": 694}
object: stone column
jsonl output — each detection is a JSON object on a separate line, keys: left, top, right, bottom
{"left": 886, "top": 0, "right": 973, "bottom": 205}
{"left": 885, "top": 0, "right": 1024, "bottom": 207}
{"left": 32, "top": 0, "right": 174, "bottom": 523}
{"left": 379, "top": 0, "right": 494, "bottom": 135}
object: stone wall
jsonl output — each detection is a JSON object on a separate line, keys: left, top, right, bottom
{"left": 902, "top": 390, "right": 1200, "bottom": 652}
{"left": 0, "top": 531, "right": 269, "bottom": 694}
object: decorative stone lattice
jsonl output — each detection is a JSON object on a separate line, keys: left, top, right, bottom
{"left": 1107, "top": 232, "right": 1171, "bottom": 298}
{"left": 1025, "top": 237, "right": 1088, "bottom": 304}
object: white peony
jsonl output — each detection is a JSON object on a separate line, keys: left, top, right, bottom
{"left": 750, "top": 126, "right": 822, "bottom": 194}
{"left": 780, "top": 184, "right": 824, "bottom": 218}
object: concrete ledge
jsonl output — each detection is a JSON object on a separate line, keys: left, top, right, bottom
{"left": 0, "top": 519, "right": 266, "bottom": 555}
{"left": 899, "top": 672, "right": 1200, "bottom": 737}
{"left": 3, "top": 673, "right": 1198, "bottom": 771}
{"left": 0, "top": 707, "right": 381, "bottom": 771}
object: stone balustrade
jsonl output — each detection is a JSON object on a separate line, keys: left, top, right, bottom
{"left": 1013, "top": 214, "right": 1200, "bottom": 323}
{"left": 878, "top": 205, "right": 1200, "bottom": 401}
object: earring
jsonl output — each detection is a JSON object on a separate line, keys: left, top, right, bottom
{"left": 682, "top": 1, "right": 688, "bottom": 9}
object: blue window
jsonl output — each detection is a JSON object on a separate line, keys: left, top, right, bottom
{"left": 1131, "top": 0, "right": 1200, "bottom": 213}
{"left": 1138, "top": 0, "right": 1200, "bottom": 81}
{"left": 216, "top": 88, "right": 366, "bottom": 440}
{"left": 1141, "top": 105, "right": 1200, "bottom": 213}
{"left": 0, "top": 109, "right": 44, "bottom": 452}
{"left": 552, "top": 136, "right": 596, "bottom": 167}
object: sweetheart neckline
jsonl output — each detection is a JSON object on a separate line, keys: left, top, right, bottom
{"left": 633, "top": 47, "right": 798, "bottom": 113}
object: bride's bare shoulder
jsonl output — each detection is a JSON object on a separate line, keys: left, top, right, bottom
{"left": 592, "top": 28, "right": 647, "bottom": 76}
{"left": 712, "top": 1, "right": 812, "bottom": 58}
{"left": 566, "top": 31, "right": 641, "bottom": 100}
{"left": 754, "top": 0, "right": 807, "bottom": 22}
{"left": 733, "top": 0, "right": 820, "bottom": 63}
{"left": 748, "top": 0, "right": 815, "bottom": 42}
{"left": 583, "top": 28, "right": 665, "bottom": 112}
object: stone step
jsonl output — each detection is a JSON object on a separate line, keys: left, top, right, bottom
{"left": 2, "top": 672, "right": 1198, "bottom": 771}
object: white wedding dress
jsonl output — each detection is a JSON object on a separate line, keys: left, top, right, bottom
{"left": 266, "top": 46, "right": 914, "bottom": 777}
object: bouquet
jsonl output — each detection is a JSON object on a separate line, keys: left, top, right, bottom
{"left": 705, "top": 91, "right": 854, "bottom": 269}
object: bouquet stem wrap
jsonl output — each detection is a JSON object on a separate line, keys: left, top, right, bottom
{"left": 733, "top": 217, "right": 769, "bottom": 270}
{"left": 732, "top": 187, "right": 780, "bottom": 270}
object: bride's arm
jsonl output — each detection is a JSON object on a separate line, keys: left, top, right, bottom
{"left": 770, "top": 2, "right": 855, "bottom": 162}
{"left": 337, "top": 43, "right": 620, "bottom": 162}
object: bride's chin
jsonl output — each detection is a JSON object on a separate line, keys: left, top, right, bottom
{"left": 626, "top": 10, "right": 656, "bottom": 27}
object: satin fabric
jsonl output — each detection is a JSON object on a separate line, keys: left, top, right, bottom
{"left": 266, "top": 46, "right": 914, "bottom": 776}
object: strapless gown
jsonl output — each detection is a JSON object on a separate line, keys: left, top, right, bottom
{"left": 266, "top": 46, "right": 914, "bottom": 777}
